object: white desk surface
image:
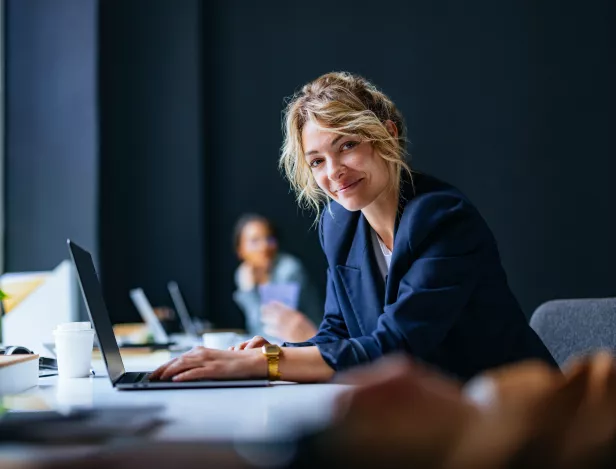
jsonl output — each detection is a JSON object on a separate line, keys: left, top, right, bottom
{"left": 9, "top": 351, "right": 350, "bottom": 443}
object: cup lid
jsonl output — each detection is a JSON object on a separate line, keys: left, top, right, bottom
{"left": 55, "top": 321, "right": 92, "bottom": 332}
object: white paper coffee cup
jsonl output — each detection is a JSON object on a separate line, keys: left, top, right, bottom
{"left": 202, "top": 332, "right": 240, "bottom": 350}
{"left": 53, "top": 322, "right": 95, "bottom": 378}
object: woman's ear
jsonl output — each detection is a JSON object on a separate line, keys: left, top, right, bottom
{"left": 385, "top": 120, "right": 399, "bottom": 139}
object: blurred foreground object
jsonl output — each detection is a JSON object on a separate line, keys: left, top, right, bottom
{"left": 318, "top": 352, "right": 616, "bottom": 469}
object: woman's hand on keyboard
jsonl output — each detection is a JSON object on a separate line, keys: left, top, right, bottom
{"left": 149, "top": 346, "right": 267, "bottom": 382}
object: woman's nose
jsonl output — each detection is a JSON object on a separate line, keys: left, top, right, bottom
{"left": 327, "top": 158, "right": 344, "bottom": 181}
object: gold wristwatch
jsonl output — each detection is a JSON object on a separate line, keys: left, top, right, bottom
{"left": 262, "top": 344, "right": 282, "bottom": 381}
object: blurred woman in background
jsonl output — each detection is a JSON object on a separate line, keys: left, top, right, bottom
{"left": 232, "top": 213, "right": 321, "bottom": 343}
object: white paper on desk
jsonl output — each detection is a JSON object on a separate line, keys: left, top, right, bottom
{"left": 258, "top": 283, "right": 300, "bottom": 309}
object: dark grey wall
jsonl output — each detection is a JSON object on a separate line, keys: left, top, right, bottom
{"left": 516, "top": 0, "right": 616, "bottom": 312}
{"left": 98, "top": 0, "right": 205, "bottom": 324}
{"left": 4, "top": 0, "right": 98, "bottom": 272}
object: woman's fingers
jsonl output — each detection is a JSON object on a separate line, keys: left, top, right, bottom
{"left": 229, "top": 340, "right": 256, "bottom": 351}
{"left": 231, "top": 336, "right": 269, "bottom": 351}
{"left": 216, "top": 336, "right": 272, "bottom": 352}
{"left": 159, "top": 356, "right": 204, "bottom": 381}
{"left": 244, "top": 336, "right": 269, "bottom": 349}
{"left": 150, "top": 357, "right": 179, "bottom": 380}
{"left": 157, "top": 348, "right": 219, "bottom": 381}
{"left": 172, "top": 366, "right": 218, "bottom": 382}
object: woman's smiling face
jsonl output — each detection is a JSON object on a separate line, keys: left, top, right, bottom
{"left": 302, "top": 120, "right": 391, "bottom": 212}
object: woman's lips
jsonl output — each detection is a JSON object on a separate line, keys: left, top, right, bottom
{"left": 336, "top": 178, "right": 363, "bottom": 194}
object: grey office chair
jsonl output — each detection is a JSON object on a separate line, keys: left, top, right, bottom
{"left": 530, "top": 298, "right": 616, "bottom": 368}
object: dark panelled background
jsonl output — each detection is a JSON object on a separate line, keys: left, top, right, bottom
{"left": 98, "top": 1, "right": 205, "bottom": 323}
{"left": 6, "top": 0, "right": 615, "bottom": 328}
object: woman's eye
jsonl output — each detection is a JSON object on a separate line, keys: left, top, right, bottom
{"left": 341, "top": 141, "right": 359, "bottom": 151}
{"left": 309, "top": 159, "right": 323, "bottom": 168}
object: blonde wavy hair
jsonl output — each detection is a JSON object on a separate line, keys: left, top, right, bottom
{"left": 280, "top": 72, "right": 411, "bottom": 218}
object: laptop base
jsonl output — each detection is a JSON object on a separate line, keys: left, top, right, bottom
{"left": 116, "top": 376, "right": 270, "bottom": 390}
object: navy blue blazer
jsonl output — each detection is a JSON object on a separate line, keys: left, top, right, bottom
{"left": 285, "top": 173, "right": 557, "bottom": 380}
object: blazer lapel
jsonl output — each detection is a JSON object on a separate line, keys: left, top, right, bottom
{"left": 337, "top": 215, "right": 385, "bottom": 336}
{"left": 384, "top": 171, "right": 419, "bottom": 305}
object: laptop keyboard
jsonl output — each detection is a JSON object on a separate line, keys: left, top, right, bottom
{"left": 118, "top": 372, "right": 151, "bottom": 384}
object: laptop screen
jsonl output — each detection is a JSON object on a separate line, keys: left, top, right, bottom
{"left": 67, "top": 240, "right": 125, "bottom": 384}
{"left": 167, "top": 281, "right": 198, "bottom": 337}
{"left": 129, "top": 288, "right": 169, "bottom": 343}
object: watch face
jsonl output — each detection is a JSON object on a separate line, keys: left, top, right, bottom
{"left": 263, "top": 344, "right": 280, "bottom": 355}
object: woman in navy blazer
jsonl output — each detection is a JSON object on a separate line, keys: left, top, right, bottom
{"left": 286, "top": 170, "right": 558, "bottom": 380}
{"left": 151, "top": 72, "right": 557, "bottom": 384}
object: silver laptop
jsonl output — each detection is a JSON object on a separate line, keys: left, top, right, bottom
{"left": 67, "top": 239, "right": 270, "bottom": 390}
{"left": 129, "top": 288, "right": 172, "bottom": 344}
{"left": 167, "top": 281, "right": 200, "bottom": 337}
